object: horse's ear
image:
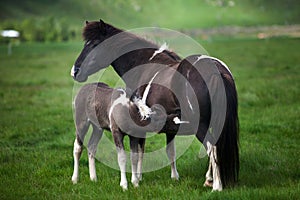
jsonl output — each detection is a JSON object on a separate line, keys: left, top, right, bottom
{"left": 85, "top": 21, "right": 89, "bottom": 25}
{"left": 99, "top": 19, "right": 106, "bottom": 34}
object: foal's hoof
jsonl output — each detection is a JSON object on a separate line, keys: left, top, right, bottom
{"left": 120, "top": 183, "right": 128, "bottom": 191}
{"left": 90, "top": 176, "right": 97, "bottom": 182}
{"left": 71, "top": 176, "right": 78, "bottom": 184}
{"left": 203, "top": 180, "right": 213, "bottom": 188}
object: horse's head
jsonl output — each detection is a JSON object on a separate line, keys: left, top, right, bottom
{"left": 71, "top": 19, "right": 122, "bottom": 82}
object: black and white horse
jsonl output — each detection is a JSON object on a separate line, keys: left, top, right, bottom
{"left": 71, "top": 20, "right": 239, "bottom": 191}
{"left": 72, "top": 82, "right": 168, "bottom": 190}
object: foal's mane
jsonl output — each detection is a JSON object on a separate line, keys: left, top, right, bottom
{"left": 83, "top": 20, "right": 181, "bottom": 62}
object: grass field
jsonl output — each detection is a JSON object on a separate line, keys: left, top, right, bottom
{"left": 0, "top": 37, "right": 299, "bottom": 199}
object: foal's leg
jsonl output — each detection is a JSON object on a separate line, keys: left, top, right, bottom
{"left": 87, "top": 123, "right": 103, "bottom": 182}
{"left": 129, "top": 136, "right": 140, "bottom": 187}
{"left": 112, "top": 129, "right": 127, "bottom": 190}
{"left": 137, "top": 138, "right": 145, "bottom": 181}
{"left": 166, "top": 134, "right": 179, "bottom": 180}
{"left": 72, "top": 120, "right": 90, "bottom": 184}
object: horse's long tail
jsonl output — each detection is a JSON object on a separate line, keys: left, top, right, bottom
{"left": 216, "top": 70, "right": 239, "bottom": 188}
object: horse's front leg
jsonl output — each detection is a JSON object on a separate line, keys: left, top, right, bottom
{"left": 112, "top": 129, "right": 127, "bottom": 191}
{"left": 129, "top": 136, "right": 140, "bottom": 187}
{"left": 166, "top": 134, "right": 179, "bottom": 180}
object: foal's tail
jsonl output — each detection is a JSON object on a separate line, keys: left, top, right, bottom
{"left": 216, "top": 68, "right": 239, "bottom": 188}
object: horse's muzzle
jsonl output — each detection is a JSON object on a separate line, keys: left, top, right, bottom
{"left": 70, "top": 65, "right": 79, "bottom": 78}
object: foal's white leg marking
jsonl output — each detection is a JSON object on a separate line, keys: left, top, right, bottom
{"left": 88, "top": 154, "right": 97, "bottom": 182}
{"left": 193, "top": 55, "right": 233, "bottom": 77}
{"left": 166, "top": 139, "right": 179, "bottom": 180}
{"left": 130, "top": 151, "right": 139, "bottom": 187}
{"left": 72, "top": 138, "right": 82, "bottom": 184}
{"left": 117, "top": 148, "right": 128, "bottom": 191}
{"left": 87, "top": 125, "right": 103, "bottom": 182}
{"left": 149, "top": 42, "right": 168, "bottom": 60}
{"left": 207, "top": 142, "right": 222, "bottom": 191}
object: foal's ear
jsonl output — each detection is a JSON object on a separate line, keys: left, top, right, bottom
{"left": 85, "top": 20, "right": 89, "bottom": 25}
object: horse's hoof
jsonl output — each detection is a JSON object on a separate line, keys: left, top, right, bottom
{"left": 132, "top": 182, "right": 139, "bottom": 188}
{"left": 203, "top": 180, "right": 213, "bottom": 188}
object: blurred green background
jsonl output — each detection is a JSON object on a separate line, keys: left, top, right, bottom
{"left": 1, "top": 0, "right": 299, "bottom": 42}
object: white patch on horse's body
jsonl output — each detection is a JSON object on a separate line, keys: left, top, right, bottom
{"left": 193, "top": 55, "right": 233, "bottom": 77}
{"left": 70, "top": 65, "right": 76, "bottom": 77}
{"left": 185, "top": 82, "right": 194, "bottom": 113}
{"left": 173, "top": 116, "right": 189, "bottom": 124}
{"left": 108, "top": 89, "right": 129, "bottom": 120}
{"left": 133, "top": 98, "right": 153, "bottom": 120}
{"left": 149, "top": 42, "right": 168, "bottom": 61}
{"left": 142, "top": 71, "right": 159, "bottom": 103}
{"left": 134, "top": 71, "right": 159, "bottom": 120}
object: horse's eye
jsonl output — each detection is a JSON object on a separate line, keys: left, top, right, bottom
{"left": 85, "top": 41, "right": 91, "bottom": 46}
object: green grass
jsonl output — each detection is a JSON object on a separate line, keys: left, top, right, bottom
{"left": 0, "top": 37, "right": 299, "bottom": 199}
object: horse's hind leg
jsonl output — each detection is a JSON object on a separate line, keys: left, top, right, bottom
{"left": 207, "top": 141, "right": 222, "bottom": 191}
{"left": 87, "top": 123, "right": 103, "bottom": 182}
{"left": 72, "top": 120, "right": 90, "bottom": 184}
{"left": 203, "top": 157, "right": 213, "bottom": 187}
{"left": 166, "top": 134, "right": 179, "bottom": 180}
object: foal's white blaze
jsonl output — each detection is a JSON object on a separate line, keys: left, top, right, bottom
{"left": 193, "top": 55, "right": 233, "bottom": 77}
{"left": 149, "top": 42, "right": 168, "bottom": 60}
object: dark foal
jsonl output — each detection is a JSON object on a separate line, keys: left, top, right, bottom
{"left": 71, "top": 82, "right": 167, "bottom": 190}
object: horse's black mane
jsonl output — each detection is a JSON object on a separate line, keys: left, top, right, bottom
{"left": 83, "top": 20, "right": 181, "bottom": 62}
{"left": 83, "top": 20, "right": 123, "bottom": 41}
